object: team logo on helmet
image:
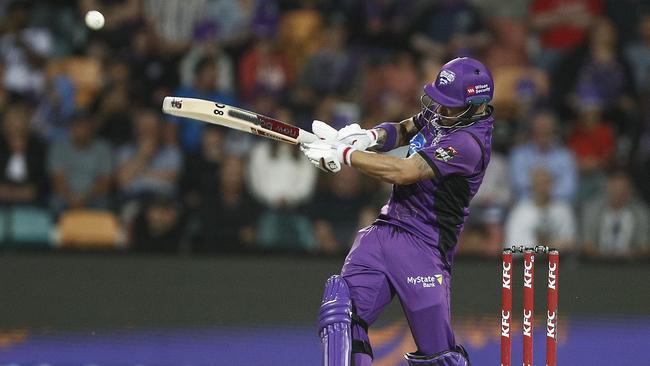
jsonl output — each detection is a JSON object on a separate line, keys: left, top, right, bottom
{"left": 438, "top": 69, "right": 456, "bottom": 86}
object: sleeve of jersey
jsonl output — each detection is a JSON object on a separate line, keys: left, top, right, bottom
{"left": 416, "top": 132, "right": 483, "bottom": 179}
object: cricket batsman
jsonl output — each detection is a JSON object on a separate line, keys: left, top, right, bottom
{"left": 300, "top": 57, "right": 494, "bottom": 366}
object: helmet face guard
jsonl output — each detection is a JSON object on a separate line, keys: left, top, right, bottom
{"left": 420, "top": 94, "right": 482, "bottom": 129}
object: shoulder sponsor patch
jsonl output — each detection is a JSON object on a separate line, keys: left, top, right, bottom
{"left": 408, "top": 132, "right": 426, "bottom": 155}
{"left": 434, "top": 146, "right": 458, "bottom": 162}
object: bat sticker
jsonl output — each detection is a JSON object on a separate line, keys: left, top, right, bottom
{"left": 170, "top": 99, "right": 183, "bottom": 109}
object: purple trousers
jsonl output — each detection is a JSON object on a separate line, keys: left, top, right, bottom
{"left": 341, "top": 224, "right": 455, "bottom": 364}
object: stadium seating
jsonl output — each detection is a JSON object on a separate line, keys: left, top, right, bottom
{"left": 57, "top": 209, "right": 122, "bottom": 248}
{"left": 0, "top": 206, "right": 53, "bottom": 248}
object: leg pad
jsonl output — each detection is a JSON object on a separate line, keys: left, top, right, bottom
{"left": 319, "top": 275, "right": 352, "bottom": 366}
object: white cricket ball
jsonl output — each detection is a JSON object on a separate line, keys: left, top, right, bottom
{"left": 85, "top": 10, "right": 105, "bottom": 30}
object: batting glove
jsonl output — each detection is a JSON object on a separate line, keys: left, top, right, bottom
{"left": 300, "top": 141, "right": 355, "bottom": 173}
{"left": 312, "top": 120, "right": 378, "bottom": 151}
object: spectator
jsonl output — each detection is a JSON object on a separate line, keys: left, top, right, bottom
{"left": 298, "top": 22, "right": 358, "bottom": 98}
{"left": 635, "top": 99, "right": 650, "bottom": 203}
{"left": 131, "top": 194, "right": 185, "bottom": 253}
{"left": 92, "top": 80, "right": 134, "bottom": 147}
{"left": 0, "top": 0, "right": 54, "bottom": 96}
{"left": 625, "top": 12, "right": 650, "bottom": 94}
{"left": 411, "top": 0, "right": 489, "bottom": 59}
{"left": 573, "top": 19, "right": 635, "bottom": 116}
{"left": 197, "top": 155, "right": 260, "bottom": 252}
{"left": 484, "top": 19, "right": 529, "bottom": 69}
{"left": 310, "top": 167, "right": 373, "bottom": 254}
{"left": 127, "top": 26, "right": 179, "bottom": 108}
{"left": 0, "top": 104, "right": 48, "bottom": 206}
{"left": 276, "top": 2, "right": 323, "bottom": 74}
{"left": 79, "top": 0, "right": 141, "bottom": 51}
{"left": 30, "top": 73, "right": 76, "bottom": 142}
{"left": 505, "top": 167, "right": 577, "bottom": 250}
{"left": 48, "top": 112, "right": 112, "bottom": 215}
{"left": 529, "top": 0, "right": 603, "bottom": 72}
{"left": 248, "top": 120, "right": 317, "bottom": 250}
{"left": 238, "top": 36, "right": 292, "bottom": 102}
{"left": 552, "top": 17, "right": 636, "bottom": 138}
{"left": 362, "top": 52, "right": 419, "bottom": 123}
{"left": 30, "top": 2, "right": 86, "bottom": 57}
{"left": 201, "top": 0, "right": 256, "bottom": 47}
{"left": 180, "top": 125, "right": 225, "bottom": 214}
{"left": 464, "top": 152, "right": 511, "bottom": 255}
{"left": 179, "top": 27, "right": 235, "bottom": 96}
{"left": 350, "top": 0, "right": 413, "bottom": 50}
{"left": 510, "top": 112, "right": 577, "bottom": 202}
{"left": 247, "top": 141, "right": 317, "bottom": 207}
{"left": 603, "top": 0, "right": 649, "bottom": 46}
{"left": 568, "top": 93, "right": 616, "bottom": 205}
{"left": 0, "top": 61, "right": 9, "bottom": 114}
{"left": 117, "top": 109, "right": 182, "bottom": 212}
{"left": 142, "top": 0, "right": 203, "bottom": 54}
{"left": 172, "top": 55, "right": 238, "bottom": 154}
{"left": 582, "top": 171, "right": 650, "bottom": 259}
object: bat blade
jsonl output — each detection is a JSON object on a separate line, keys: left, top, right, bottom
{"left": 161, "top": 96, "right": 318, "bottom": 144}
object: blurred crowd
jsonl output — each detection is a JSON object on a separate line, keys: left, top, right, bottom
{"left": 0, "top": 0, "right": 649, "bottom": 260}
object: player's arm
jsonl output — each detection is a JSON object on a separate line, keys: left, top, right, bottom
{"left": 348, "top": 150, "right": 434, "bottom": 185}
{"left": 369, "top": 117, "right": 420, "bottom": 151}
{"left": 312, "top": 117, "right": 421, "bottom": 153}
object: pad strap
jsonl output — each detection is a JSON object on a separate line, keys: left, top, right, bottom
{"left": 350, "top": 312, "right": 368, "bottom": 332}
{"left": 352, "top": 340, "right": 374, "bottom": 358}
{"left": 350, "top": 311, "right": 373, "bottom": 358}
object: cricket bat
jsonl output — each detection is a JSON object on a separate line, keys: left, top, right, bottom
{"left": 161, "top": 96, "right": 319, "bottom": 144}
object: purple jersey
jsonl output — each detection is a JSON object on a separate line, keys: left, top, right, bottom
{"left": 376, "top": 113, "right": 494, "bottom": 266}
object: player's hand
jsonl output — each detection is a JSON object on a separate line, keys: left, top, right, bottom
{"left": 312, "top": 120, "right": 378, "bottom": 151}
{"left": 299, "top": 141, "right": 355, "bottom": 173}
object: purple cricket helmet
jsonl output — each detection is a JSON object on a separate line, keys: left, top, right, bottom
{"left": 426, "top": 57, "right": 494, "bottom": 107}
{"left": 421, "top": 57, "right": 494, "bottom": 128}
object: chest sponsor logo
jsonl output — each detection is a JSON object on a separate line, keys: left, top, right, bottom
{"left": 434, "top": 146, "right": 458, "bottom": 162}
{"left": 407, "top": 275, "right": 443, "bottom": 288}
{"left": 438, "top": 69, "right": 456, "bottom": 86}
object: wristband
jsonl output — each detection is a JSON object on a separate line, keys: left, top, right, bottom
{"left": 336, "top": 144, "right": 355, "bottom": 166}
{"left": 374, "top": 122, "right": 398, "bottom": 152}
